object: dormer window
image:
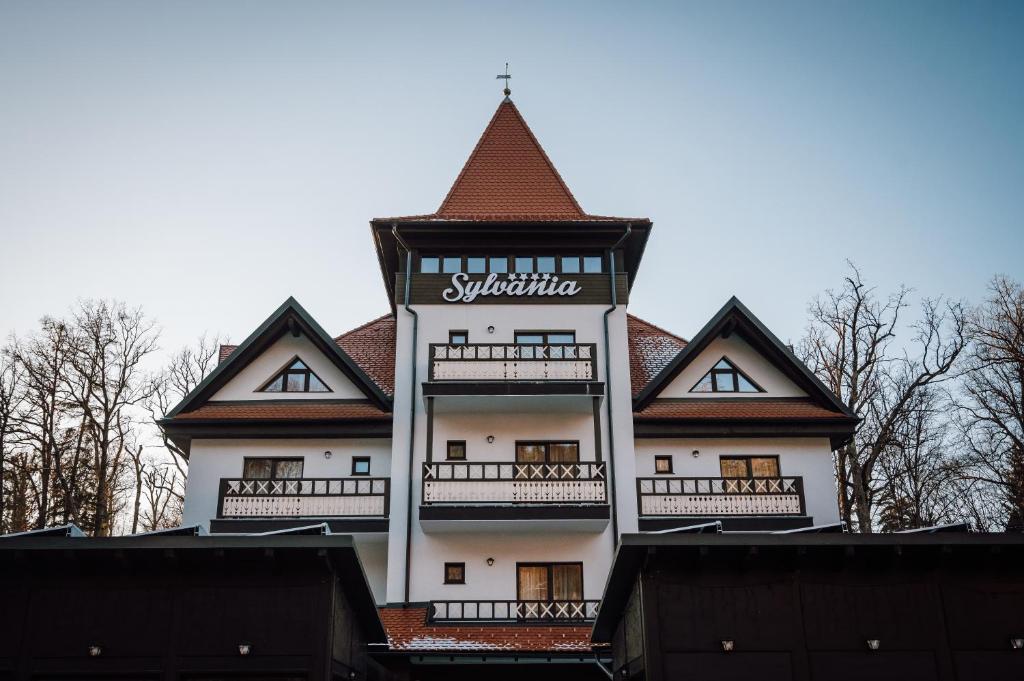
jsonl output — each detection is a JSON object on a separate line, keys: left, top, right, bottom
{"left": 690, "top": 358, "right": 763, "bottom": 393}
{"left": 259, "top": 358, "right": 331, "bottom": 393}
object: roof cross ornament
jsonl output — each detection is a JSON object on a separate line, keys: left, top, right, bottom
{"left": 496, "top": 62, "right": 511, "bottom": 98}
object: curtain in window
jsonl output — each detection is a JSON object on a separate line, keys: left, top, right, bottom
{"left": 750, "top": 457, "right": 779, "bottom": 478}
{"left": 243, "top": 459, "right": 273, "bottom": 479}
{"left": 548, "top": 443, "right": 579, "bottom": 463}
{"left": 516, "top": 444, "right": 545, "bottom": 463}
{"left": 719, "top": 458, "right": 749, "bottom": 478}
{"left": 552, "top": 564, "right": 583, "bottom": 601}
{"left": 518, "top": 566, "right": 548, "bottom": 601}
{"left": 274, "top": 460, "right": 304, "bottom": 479}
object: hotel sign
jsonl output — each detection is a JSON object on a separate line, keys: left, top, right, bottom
{"left": 442, "top": 273, "right": 582, "bottom": 303}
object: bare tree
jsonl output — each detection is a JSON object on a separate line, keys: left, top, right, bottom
{"left": 955, "top": 275, "right": 1024, "bottom": 531}
{"left": 148, "top": 334, "right": 223, "bottom": 505}
{"left": 0, "top": 352, "right": 25, "bottom": 533}
{"left": 801, "top": 263, "right": 968, "bottom": 531}
{"left": 63, "top": 301, "right": 160, "bottom": 536}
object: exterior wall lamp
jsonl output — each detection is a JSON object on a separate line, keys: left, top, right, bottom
{"left": 87, "top": 645, "right": 102, "bottom": 657}
{"left": 486, "top": 435, "right": 495, "bottom": 443}
{"left": 720, "top": 640, "right": 734, "bottom": 652}
{"left": 487, "top": 325, "right": 495, "bottom": 333}
{"left": 486, "top": 557, "right": 495, "bottom": 566}
{"left": 238, "top": 642, "right": 252, "bottom": 656}
{"left": 324, "top": 450, "right": 332, "bottom": 460}
{"left": 692, "top": 449, "right": 700, "bottom": 458}
{"left": 1011, "top": 637, "right": 1024, "bottom": 650}
{"left": 866, "top": 639, "right": 881, "bottom": 651}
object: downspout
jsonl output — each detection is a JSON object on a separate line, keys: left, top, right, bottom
{"left": 393, "top": 225, "right": 418, "bottom": 605}
{"left": 603, "top": 224, "right": 631, "bottom": 548}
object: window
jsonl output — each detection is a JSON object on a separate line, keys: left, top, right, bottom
{"left": 442, "top": 256, "right": 462, "bottom": 274}
{"left": 654, "top": 455, "right": 673, "bottom": 474}
{"left": 516, "top": 442, "right": 579, "bottom": 464}
{"left": 448, "top": 330, "right": 469, "bottom": 345}
{"left": 351, "top": 456, "right": 371, "bottom": 476}
{"left": 514, "top": 256, "right": 534, "bottom": 273}
{"left": 536, "top": 256, "right": 556, "bottom": 273}
{"left": 243, "top": 458, "right": 303, "bottom": 479}
{"left": 259, "top": 358, "right": 331, "bottom": 393}
{"left": 517, "top": 563, "right": 583, "bottom": 602}
{"left": 560, "top": 256, "right": 581, "bottom": 274}
{"left": 583, "top": 256, "right": 603, "bottom": 273}
{"left": 514, "top": 331, "right": 577, "bottom": 344}
{"left": 446, "top": 440, "right": 466, "bottom": 460}
{"left": 720, "top": 456, "right": 780, "bottom": 479}
{"left": 489, "top": 256, "right": 509, "bottom": 274}
{"left": 444, "top": 562, "right": 466, "bottom": 584}
{"left": 466, "top": 257, "right": 486, "bottom": 274}
{"left": 690, "top": 357, "right": 763, "bottom": 393}
{"left": 420, "top": 256, "right": 440, "bottom": 273}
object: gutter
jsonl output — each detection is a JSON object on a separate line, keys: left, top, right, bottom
{"left": 603, "top": 224, "right": 631, "bottom": 548}
{"left": 392, "top": 225, "right": 418, "bottom": 605}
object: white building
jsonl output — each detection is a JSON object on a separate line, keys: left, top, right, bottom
{"left": 162, "top": 95, "right": 857, "bottom": 665}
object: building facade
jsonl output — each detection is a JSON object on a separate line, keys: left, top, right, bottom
{"left": 160, "top": 95, "right": 858, "bottom": 674}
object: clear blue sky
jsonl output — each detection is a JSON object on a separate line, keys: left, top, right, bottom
{"left": 1, "top": 0, "right": 1022, "bottom": 354}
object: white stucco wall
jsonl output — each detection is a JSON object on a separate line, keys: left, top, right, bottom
{"left": 385, "top": 302, "right": 635, "bottom": 604}
{"left": 633, "top": 437, "right": 839, "bottom": 524}
{"left": 658, "top": 334, "right": 808, "bottom": 398}
{"left": 209, "top": 332, "right": 366, "bottom": 401}
{"left": 182, "top": 438, "right": 393, "bottom": 528}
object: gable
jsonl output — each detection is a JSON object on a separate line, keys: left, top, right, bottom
{"left": 209, "top": 332, "right": 367, "bottom": 401}
{"left": 657, "top": 334, "right": 808, "bottom": 399}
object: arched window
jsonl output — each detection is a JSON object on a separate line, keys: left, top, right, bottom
{"left": 690, "top": 357, "right": 763, "bottom": 393}
{"left": 259, "top": 358, "right": 331, "bottom": 393}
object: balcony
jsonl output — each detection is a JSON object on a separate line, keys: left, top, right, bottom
{"left": 637, "top": 476, "right": 813, "bottom": 531}
{"left": 419, "top": 462, "right": 610, "bottom": 532}
{"left": 212, "top": 477, "right": 390, "bottom": 533}
{"left": 428, "top": 599, "right": 601, "bottom": 623}
{"left": 428, "top": 343, "right": 597, "bottom": 381}
{"left": 424, "top": 344, "right": 604, "bottom": 410}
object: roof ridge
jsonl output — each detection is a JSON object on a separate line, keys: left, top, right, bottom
{"left": 334, "top": 313, "right": 394, "bottom": 342}
{"left": 627, "top": 312, "right": 689, "bottom": 345}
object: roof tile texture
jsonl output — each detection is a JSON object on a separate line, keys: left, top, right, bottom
{"left": 335, "top": 314, "right": 396, "bottom": 396}
{"left": 436, "top": 100, "right": 585, "bottom": 220}
{"left": 379, "top": 607, "right": 597, "bottom": 653}
{"left": 627, "top": 314, "right": 688, "bottom": 398}
{"left": 634, "top": 398, "right": 847, "bottom": 420}
{"left": 173, "top": 402, "right": 391, "bottom": 421}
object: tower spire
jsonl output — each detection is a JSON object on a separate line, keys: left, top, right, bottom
{"left": 496, "top": 62, "right": 511, "bottom": 99}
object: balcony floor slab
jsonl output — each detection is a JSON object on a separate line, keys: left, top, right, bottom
{"left": 638, "top": 515, "right": 814, "bottom": 532}
{"left": 210, "top": 517, "right": 390, "bottom": 535}
{"left": 419, "top": 504, "right": 610, "bottom": 533}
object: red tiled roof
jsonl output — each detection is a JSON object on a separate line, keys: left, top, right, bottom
{"left": 335, "top": 314, "right": 396, "bottom": 397}
{"left": 627, "top": 314, "right": 688, "bottom": 398}
{"left": 171, "top": 401, "right": 391, "bottom": 421}
{"left": 379, "top": 607, "right": 599, "bottom": 653}
{"left": 375, "top": 99, "right": 647, "bottom": 224}
{"left": 219, "top": 344, "right": 237, "bottom": 363}
{"left": 633, "top": 398, "right": 850, "bottom": 421}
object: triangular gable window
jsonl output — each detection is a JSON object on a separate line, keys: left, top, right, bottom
{"left": 259, "top": 358, "right": 331, "bottom": 393}
{"left": 690, "top": 358, "right": 763, "bottom": 393}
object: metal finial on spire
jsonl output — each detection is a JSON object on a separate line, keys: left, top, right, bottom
{"left": 496, "top": 62, "right": 511, "bottom": 98}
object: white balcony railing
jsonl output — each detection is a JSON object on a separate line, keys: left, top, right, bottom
{"left": 428, "top": 343, "right": 597, "bottom": 381}
{"left": 428, "top": 599, "right": 600, "bottom": 623}
{"left": 218, "top": 477, "right": 389, "bottom": 518}
{"left": 637, "top": 476, "right": 805, "bottom": 516}
{"left": 422, "top": 462, "right": 607, "bottom": 505}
